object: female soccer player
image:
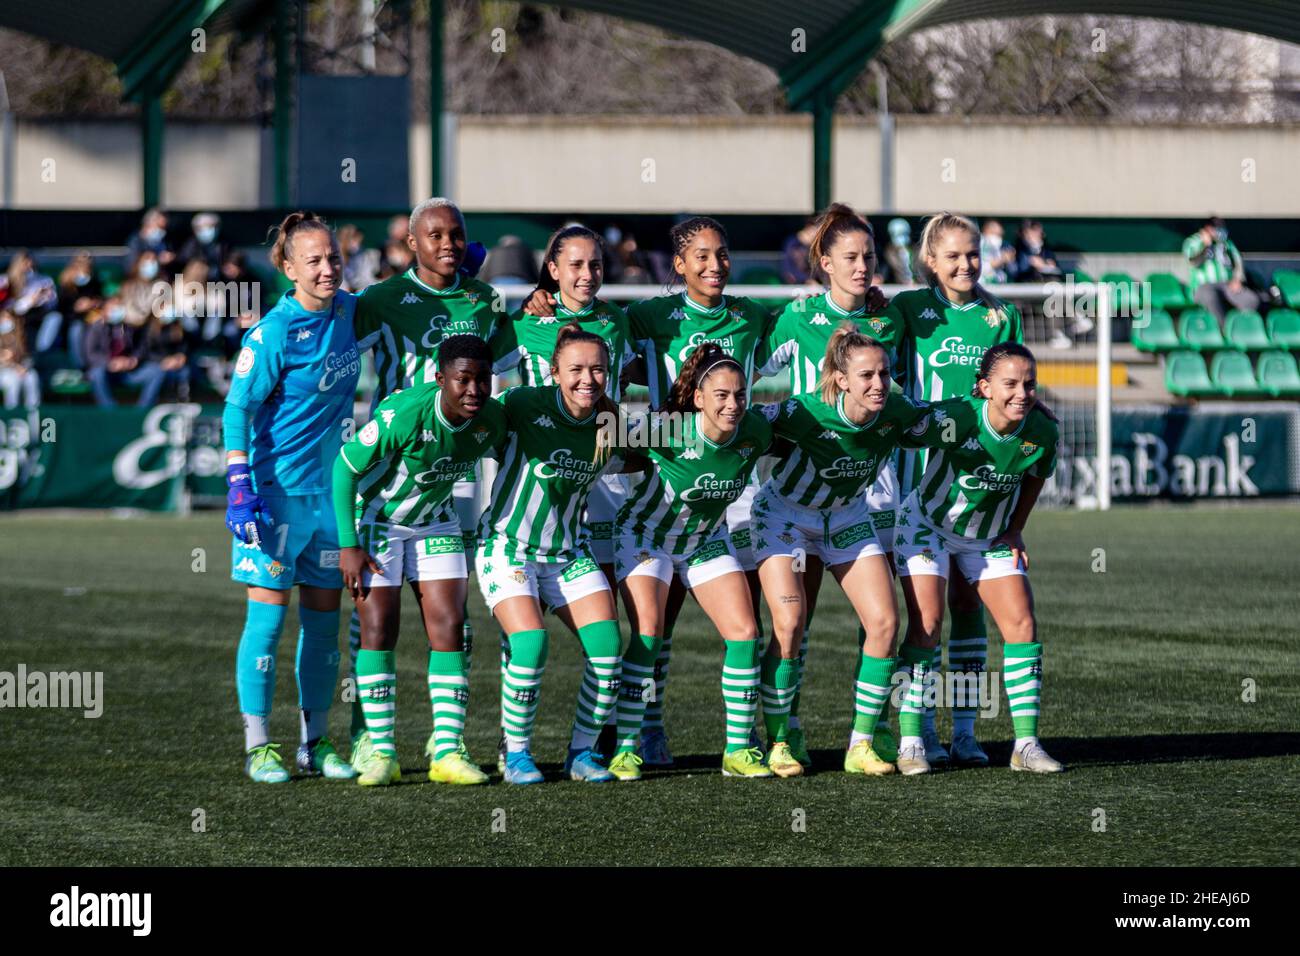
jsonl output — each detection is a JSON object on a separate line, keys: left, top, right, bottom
{"left": 223, "top": 212, "right": 361, "bottom": 783}
{"left": 892, "top": 342, "right": 1063, "bottom": 775}
{"left": 332, "top": 335, "right": 506, "bottom": 787}
{"left": 475, "top": 323, "right": 626, "bottom": 785}
{"left": 753, "top": 324, "right": 928, "bottom": 777}
{"left": 883, "top": 212, "right": 1025, "bottom": 768}
{"left": 608, "top": 342, "right": 774, "bottom": 781}
{"left": 757, "top": 202, "right": 900, "bottom": 769}
{"left": 345, "top": 198, "right": 500, "bottom": 772}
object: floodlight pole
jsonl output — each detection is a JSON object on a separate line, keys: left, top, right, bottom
{"left": 273, "top": 0, "right": 293, "bottom": 209}
{"left": 429, "top": 0, "right": 444, "bottom": 196}
{"left": 811, "top": 88, "right": 833, "bottom": 212}
{"left": 141, "top": 81, "right": 164, "bottom": 208}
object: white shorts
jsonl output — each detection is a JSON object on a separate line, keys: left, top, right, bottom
{"left": 615, "top": 530, "right": 745, "bottom": 590}
{"left": 451, "top": 467, "right": 481, "bottom": 550}
{"left": 725, "top": 480, "right": 759, "bottom": 572}
{"left": 584, "top": 473, "right": 627, "bottom": 566}
{"left": 475, "top": 536, "right": 611, "bottom": 612}
{"left": 862, "top": 459, "right": 899, "bottom": 553}
{"left": 751, "top": 485, "right": 885, "bottom": 568}
{"left": 359, "top": 516, "right": 467, "bottom": 587}
{"left": 893, "top": 491, "right": 1026, "bottom": 584}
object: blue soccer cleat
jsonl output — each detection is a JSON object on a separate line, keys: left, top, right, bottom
{"left": 564, "top": 747, "right": 614, "bottom": 783}
{"left": 503, "top": 749, "right": 545, "bottom": 785}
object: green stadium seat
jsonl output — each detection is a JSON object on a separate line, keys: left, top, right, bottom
{"left": 1068, "top": 268, "right": 1095, "bottom": 284}
{"left": 1131, "top": 308, "right": 1180, "bottom": 352}
{"left": 1146, "top": 272, "right": 1190, "bottom": 311}
{"left": 1267, "top": 308, "right": 1300, "bottom": 349}
{"left": 1164, "top": 351, "right": 1215, "bottom": 397}
{"left": 1256, "top": 351, "right": 1300, "bottom": 397}
{"left": 1209, "top": 351, "right": 1263, "bottom": 396}
{"left": 1223, "top": 310, "right": 1271, "bottom": 350}
{"left": 1178, "top": 307, "right": 1225, "bottom": 351}
{"left": 1273, "top": 269, "right": 1300, "bottom": 308}
{"left": 1100, "top": 271, "right": 1139, "bottom": 313}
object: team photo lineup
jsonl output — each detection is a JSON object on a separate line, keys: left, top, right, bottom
{"left": 225, "top": 200, "right": 1060, "bottom": 788}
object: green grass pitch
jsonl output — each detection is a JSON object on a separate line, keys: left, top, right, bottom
{"left": 0, "top": 505, "right": 1296, "bottom": 866}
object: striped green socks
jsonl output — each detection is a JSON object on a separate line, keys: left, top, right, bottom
{"left": 721, "top": 640, "right": 760, "bottom": 752}
{"left": 949, "top": 608, "right": 988, "bottom": 737}
{"left": 501, "top": 629, "right": 548, "bottom": 751}
{"left": 427, "top": 650, "right": 468, "bottom": 760}
{"left": 616, "top": 633, "right": 661, "bottom": 754}
{"left": 356, "top": 648, "right": 397, "bottom": 756}
{"left": 572, "top": 620, "right": 622, "bottom": 751}
{"left": 643, "top": 625, "right": 673, "bottom": 730}
{"left": 760, "top": 650, "right": 800, "bottom": 743}
{"left": 851, "top": 653, "right": 895, "bottom": 740}
{"left": 896, "top": 644, "right": 933, "bottom": 740}
{"left": 1004, "top": 642, "right": 1043, "bottom": 741}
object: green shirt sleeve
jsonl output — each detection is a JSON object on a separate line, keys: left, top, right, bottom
{"left": 332, "top": 452, "right": 362, "bottom": 549}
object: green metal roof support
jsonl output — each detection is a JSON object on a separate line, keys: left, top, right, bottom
{"left": 429, "top": 0, "right": 444, "bottom": 197}
{"left": 273, "top": 0, "right": 292, "bottom": 208}
{"left": 141, "top": 80, "right": 164, "bottom": 208}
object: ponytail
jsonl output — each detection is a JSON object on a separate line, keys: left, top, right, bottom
{"left": 662, "top": 341, "right": 742, "bottom": 414}
{"left": 819, "top": 321, "right": 888, "bottom": 405}
{"left": 807, "top": 202, "right": 873, "bottom": 282}
{"left": 268, "top": 211, "right": 332, "bottom": 272}
{"left": 973, "top": 341, "right": 1036, "bottom": 398}
{"left": 917, "top": 211, "right": 1009, "bottom": 321}
{"left": 552, "top": 322, "right": 618, "bottom": 463}
{"left": 539, "top": 223, "right": 603, "bottom": 295}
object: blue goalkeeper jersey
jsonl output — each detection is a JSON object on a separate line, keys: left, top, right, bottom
{"left": 226, "top": 290, "right": 361, "bottom": 496}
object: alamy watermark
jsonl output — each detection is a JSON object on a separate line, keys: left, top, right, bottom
{"left": 891, "top": 667, "right": 1002, "bottom": 718}
{"left": 0, "top": 664, "right": 103, "bottom": 718}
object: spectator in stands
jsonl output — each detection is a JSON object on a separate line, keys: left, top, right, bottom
{"left": 1, "top": 250, "right": 60, "bottom": 356}
{"left": 1013, "top": 219, "right": 1063, "bottom": 282}
{"left": 0, "top": 309, "right": 40, "bottom": 408}
{"left": 781, "top": 217, "right": 819, "bottom": 285}
{"left": 979, "top": 219, "right": 1016, "bottom": 284}
{"left": 83, "top": 297, "right": 166, "bottom": 407}
{"left": 338, "top": 224, "right": 379, "bottom": 291}
{"left": 126, "top": 207, "right": 175, "bottom": 272}
{"left": 118, "top": 251, "right": 161, "bottom": 326}
{"left": 605, "top": 226, "right": 660, "bottom": 284}
{"left": 881, "top": 217, "right": 917, "bottom": 284}
{"left": 56, "top": 252, "right": 104, "bottom": 368}
{"left": 146, "top": 308, "right": 194, "bottom": 401}
{"left": 480, "top": 234, "right": 538, "bottom": 286}
{"left": 218, "top": 251, "right": 263, "bottom": 350}
{"left": 378, "top": 213, "right": 414, "bottom": 280}
{"left": 1183, "top": 216, "right": 1260, "bottom": 323}
{"left": 178, "top": 212, "right": 228, "bottom": 277}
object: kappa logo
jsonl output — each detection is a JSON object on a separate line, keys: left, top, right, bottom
{"left": 421, "top": 429, "right": 435, "bottom": 442}
{"left": 381, "top": 409, "right": 396, "bottom": 427}
{"left": 963, "top": 436, "right": 983, "bottom": 451}
{"left": 234, "top": 557, "right": 258, "bottom": 573}
{"left": 784, "top": 399, "right": 798, "bottom": 415}
{"left": 810, "top": 312, "right": 831, "bottom": 326}
{"left": 819, "top": 429, "right": 838, "bottom": 440}
{"left": 680, "top": 447, "right": 701, "bottom": 460}
{"left": 668, "top": 307, "right": 686, "bottom": 321}
{"left": 920, "top": 307, "right": 939, "bottom": 321}
{"left": 534, "top": 415, "right": 555, "bottom": 429}
{"left": 536, "top": 315, "right": 559, "bottom": 324}
{"left": 295, "top": 328, "right": 312, "bottom": 342}
{"left": 401, "top": 292, "right": 421, "bottom": 305}
{"left": 250, "top": 327, "right": 264, "bottom": 343}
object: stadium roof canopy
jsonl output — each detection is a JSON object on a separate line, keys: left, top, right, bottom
{"left": 5, "top": 0, "right": 1300, "bottom": 209}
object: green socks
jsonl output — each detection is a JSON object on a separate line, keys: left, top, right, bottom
{"left": 1004, "top": 642, "right": 1043, "bottom": 740}
{"left": 501, "top": 629, "right": 548, "bottom": 752}
{"left": 895, "top": 644, "right": 934, "bottom": 739}
{"left": 356, "top": 648, "right": 397, "bottom": 756}
{"left": 572, "top": 620, "right": 622, "bottom": 751}
{"left": 759, "top": 649, "right": 800, "bottom": 743}
{"left": 852, "top": 653, "right": 896, "bottom": 737}
{"left": 949, "top": 608, "right": 988, "bottom": 737}
{"left": 643, "top": 624, "right": 673, "bottom": 730}
{"left": 721, "top": 639, "right": 760, "bottom": 752}
{"left": 427, "top": 650, "right": 468, "bottom": 761}
{"left": 616, "top": 633, "right": 662, "bottom": 754}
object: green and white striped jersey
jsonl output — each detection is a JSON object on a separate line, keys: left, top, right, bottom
{"left": 489, "top": 296, "right": 636, "bottom": 400}
{"left": 618, "top": 410, "right": 772, "bottom": 554}
{"left": 338, "top": 385, "right": 507, "bottom": 534}
{"left": 478, "top": 385, "right": 615, "bottom": 563}
{"left": 759, "top": 292, "right": 904, "bottom": 397}
{"left": 760, "top": 390, "right": 927, "bottom": 510}
{"left": 355, "top": 269, "right": 502, "bottom": 409}
{"left": 900, "top": 395, "right": 1058, "bottom": 540}
{"left": 627, "top": 292, "right": 771, "bottom": 409}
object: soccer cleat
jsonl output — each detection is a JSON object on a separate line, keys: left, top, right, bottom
{"left": 349, "top": 730, "right": 375, "bottom": 774}
{"left": 922, "top": 729, "right": 950, "bottom": 766}
{"left": 608, "top": 750, "right": 644, "bottom": 782}
{"left": 786, "top": 727, "right": 812, "bottom": 768}
{"left": 949, "top": 733, "right": 990, "bottom": 767}
{"left": 844, "top": 740, "right": 896, "bottom": 776}
{"left": 496, "top": 731, "right": 508, "bottom": 775}
{"left": 357, "top": 752, "right": 402, "bottom": 787}
{"left": 641, "top": 727, "right": 674, "bottom": 767}
{"left": 297, "top": 737, "right": 358, "bottom": 780}
{"left": 503, "top": 749, "right": 545, "bottom": 785}
{"left": 896, "top": 741, "right": 931, "bottom": 776}
{"left": 872, "top": 722, "right": 899, "bottom": 763}
{"left": 722, "top": 747, "right": 774, "bottom": 778}
{"left": 245, "top": 743, "right": 290, "bottom": 783}
{"left": 766, "top": 741, "right": 804, "bottom": 778}
{"left": 565, "top": 747, "right": 614, "bottom": 783}
{"left": 428, "top": 751, "right": 489, "bottom": 786}
{"left": 1010, "top": 741, "right": 1065, "bottom": 774}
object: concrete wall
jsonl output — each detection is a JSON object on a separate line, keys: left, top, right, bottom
{"left": 3, "top": 114, "right": 1297, "bottom": 216}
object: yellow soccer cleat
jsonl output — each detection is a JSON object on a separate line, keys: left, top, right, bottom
{"left": 357, "top": 752, "right": 402, "bottom": 787}
{"left": 766, "top": 741, "right": 805, "bottom": 778}
{"left": 844, "top": 740, "right": 896, "bottom": 776}
{"left": 428, "top": 751, "right": 489, "bottom": 786}
{"left": 608, "top": 750, "right": 644, "bottom": 782}
{"left": 722, "top": 747, "right": 773, "bottom": 778}
{"left": 786, "top": 727, "right": 813, "bottom": 768}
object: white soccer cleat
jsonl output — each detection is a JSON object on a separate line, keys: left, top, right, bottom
{"left": 1011, "top": 740, "right": 1064, "bottom": 774}
{"left": 896, "top": 741, "right": 932, "bottom": 776}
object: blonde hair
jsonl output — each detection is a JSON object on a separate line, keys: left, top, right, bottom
{"left": 917, "top": 211, "right": 1008, "bottom": 321}
{"left": 551, "top": 321, "right": 618, "bottom": 464}
{"left": 818, "top": 321, "right": 888, "bottom": 405}
{"left": 268, "top": 211, "right": 332, "bottom": 272}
